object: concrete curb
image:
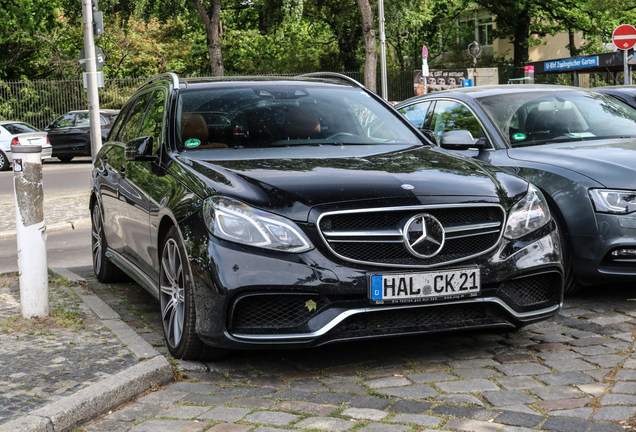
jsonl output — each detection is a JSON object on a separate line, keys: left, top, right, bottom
{"left": 0, "top": 218, "right": 91, "bottom": 240}
{"left": 0, "top": 268, "right": 175, "bottom": 432}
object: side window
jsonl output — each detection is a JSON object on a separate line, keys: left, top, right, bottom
{"left": 399, "top": 101, "right": 431, "bottom": 130}
{"left": 109, "top": 103, "right": 134, "bottom": 142}
{"left": 119, "top": 92, "right": 153, "bottom": 143}
{"left": 74, "top": 112, "right": 90, "bottom": 127}
{"left": 139, "top": 91, "right": 166, "bottom": 153}
{"left": 429, "top": 100, "right": 481, "bottom": 140}
{"left": 51, "top": 114, "right": 75, "bottom": 129}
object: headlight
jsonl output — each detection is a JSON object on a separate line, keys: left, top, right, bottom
{"left": 202, "top": 196, "right": 313, "bottom": 253}
{"left": 504, "top": 185, "right": 551, "bottom": 239}
{"left": 589, "top": 189, "right": 636, "bottom": 214}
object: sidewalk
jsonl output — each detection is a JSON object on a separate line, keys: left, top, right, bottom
{"left": 0, "top": 191, "right": 91, "bottom": 239}
{"left": 0, "top": 269, "right": 173, "bottom": 432}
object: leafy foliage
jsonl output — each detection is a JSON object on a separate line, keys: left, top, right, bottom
{"left": 1, "top": 0, "right": 634, "bottom": 82}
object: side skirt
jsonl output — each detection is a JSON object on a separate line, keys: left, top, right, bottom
{"left": 105, "top": 248, "right": 160, "bottom": 300}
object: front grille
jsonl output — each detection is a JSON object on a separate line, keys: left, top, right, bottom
{"left": 498, "top": 272, "right": 561, "bottom": 307}
{"left": 319, "top": 205, "right": 505, "bottom": 267}
{"left": 326, "top": 304, "right": 510, "bottom": 340}
{"left": 231, "top": 294, "right": 329, "bottom": 331}
{"left": 331, "top": 233, "right": 499, "bottom": 266}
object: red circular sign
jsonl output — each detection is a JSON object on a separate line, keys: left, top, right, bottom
{"left": 613, "top": 24, "right": 636, "bottom": 50}
{"left": 422, "top": 45, "right": 428, "bottom": 59}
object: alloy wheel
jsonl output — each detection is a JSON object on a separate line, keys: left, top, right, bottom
{"left": 160, "top": 238, "right": 185, "bottom": 348}
{"left": 91, "top": 205, "right": 103, "bottom": 275}
{"left": 0, "top": 152, "right": 6, "bottom": 171}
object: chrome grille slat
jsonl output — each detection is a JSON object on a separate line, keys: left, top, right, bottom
{"left": 317, "top": 204, "right": 506, "bottom": 268}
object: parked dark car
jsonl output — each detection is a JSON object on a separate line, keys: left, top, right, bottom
{"left": 395, "top": 85, "right": 636, "bottom": 294}
{"left": 593, "top": 85, "right": 636, "bottom": 109}
{"left": 91, "top": 73, "right": 563, "bottom": 360}
{"left": 46, "top": 109, "right": 119, "bottom": 161}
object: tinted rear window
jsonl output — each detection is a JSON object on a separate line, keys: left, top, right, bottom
{"left": 3, "top": 123, "right": 39, "bottom": 134}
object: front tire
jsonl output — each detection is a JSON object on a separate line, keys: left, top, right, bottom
{"left": 551, "top": 208, "right": 582, "bottom": 295}
{"left": 0, "top": 151, "right": 9, "bottom": 171}
{"left": 160, "top": 226, "right": 227, "bottom": 361}
{"left": 92, "top": 203, "right": 129, "bottom": 283}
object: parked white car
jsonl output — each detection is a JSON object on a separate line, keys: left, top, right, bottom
{"left": 0, "top": 121, "right": 52, "bottom": 171}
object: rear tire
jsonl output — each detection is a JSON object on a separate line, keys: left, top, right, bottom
{"left": 92, "top": 203, "right": 129, "bottom": 283}
{"left": 160, "top": 226, "right": 228, "bottom": 361}
{"left": 0, "top": 151, "right": 9, "bottom": 171}
{"left": 58, "top": 156, "right": 73, "bottom": 162}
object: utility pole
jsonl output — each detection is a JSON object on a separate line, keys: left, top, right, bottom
{"left": 81, "top": 0, "right": 102, "bottom": 159}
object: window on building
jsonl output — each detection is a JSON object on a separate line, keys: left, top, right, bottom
{"left": 478, "top": 18, "right": 493, "bottom": 46}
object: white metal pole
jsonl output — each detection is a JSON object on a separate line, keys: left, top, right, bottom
{"left": 625, "top": 49, "right": 630, "bottom": 86}
{"left": 378, "top": 0, "right": 388, "bottom": 100}
{"left": 82, "top": 0, "right": 102, "bottom": 159}
{"left": 12, "top": 145, "right": 49, "bottom": 319}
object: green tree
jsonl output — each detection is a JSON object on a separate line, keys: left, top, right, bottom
{"left": 0, "top": 0, "right": 62, "bottom": 80}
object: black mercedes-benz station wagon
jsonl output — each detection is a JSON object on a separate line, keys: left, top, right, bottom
{"left": 91, "top": 73, "right": 563, "bottom": 360}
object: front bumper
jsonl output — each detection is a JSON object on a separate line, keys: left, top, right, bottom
{"left": 183, "top": 218, "right": 563, "bottom": 350}
{"left": 570, "top": 212, "right": 636, "bottom": 284}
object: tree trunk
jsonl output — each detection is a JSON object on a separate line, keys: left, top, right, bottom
{"left": 356, "top": 0, "right": 377, "bottom": 92}
{"left": 568, "top": 30, "right": 577, "bottom": 57}
{"left": 194, "top": 0, "right": 224, "bottom": 76}
{"left": 512, "top": 15, "right": 530, "bottom": 67}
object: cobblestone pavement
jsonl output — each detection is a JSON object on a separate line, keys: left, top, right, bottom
{"left": 79, "top": 275, "right": 636, "bottom": 432}
{"left": 0, "top": 273, "right": 138, "bottom": 425}
{"left": 0, "top": 194, "right": 90, "bottom": 233}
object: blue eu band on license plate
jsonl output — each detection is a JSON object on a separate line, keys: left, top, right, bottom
{"left": 370, "top": 268, "right": 480, "bottom": 304}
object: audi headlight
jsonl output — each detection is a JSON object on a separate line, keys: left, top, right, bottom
{"left": 202, "top": 196, "right": 313, "bottom": 253}
{"left": 504, "top": 185, "right": 551, "bottom": 239}
{"left": 589, "top": 189, "right": 636, "bottom": 214}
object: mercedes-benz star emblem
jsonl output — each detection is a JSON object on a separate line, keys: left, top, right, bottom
{"left": 403, "top": 214, "right": 445, "bottom": 258}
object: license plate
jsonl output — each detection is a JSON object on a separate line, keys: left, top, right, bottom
{"left": 369, "top": 268, "right": 480, "bottom": 304}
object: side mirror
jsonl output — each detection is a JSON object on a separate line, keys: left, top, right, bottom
{"left": 125, "top": 136, "right": 157, "bottom": 162}
{"left": 439, "top": 130, "right": 485, "bottom": 150}
{"left": 420, "top": 129, "right": 438, "bottom": 145}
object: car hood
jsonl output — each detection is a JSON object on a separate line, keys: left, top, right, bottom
{"left": 508, "top": 138, "right": 636, "bottom": 189}
{"left": 179, "top": 145, "right": 527, "bottom": 221}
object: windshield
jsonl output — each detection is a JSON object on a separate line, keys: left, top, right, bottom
{"left": 477, "top": 90, "right": 636, "bottom": 147}
{"left": 175, "top": 85, "right": 422, "bottom": 151}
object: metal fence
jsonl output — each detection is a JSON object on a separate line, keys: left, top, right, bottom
{"left": 0, "top": 78, "right": 146, "bottom": 129}
{"left": 0, "top": 71, "right": 433, "bottom": 129}
{"left": 4, "top": 68, "right": 619, "bottom": 129}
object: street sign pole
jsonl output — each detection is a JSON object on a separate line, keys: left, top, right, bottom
{"left": 625, "top": 49, "right": 630, "bottom": 85}
{"left": 612, "top": 24, "right": 636, "bottom": 85}
{"left": 82, "top": 0, "right": 102, "bottom": 159}
{"left": 422, "top": 45, "right": 429, "bottom": 94}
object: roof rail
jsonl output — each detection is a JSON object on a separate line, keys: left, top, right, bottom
{"left": 136, "top": 72, "right": 180, "bottom": 92}
{"left": 297, "top": 72, "right": 365, "bottom": 88}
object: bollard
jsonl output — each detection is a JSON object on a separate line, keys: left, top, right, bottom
{"left": 12, "top": 144, "right": 49, "bottom": 319}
